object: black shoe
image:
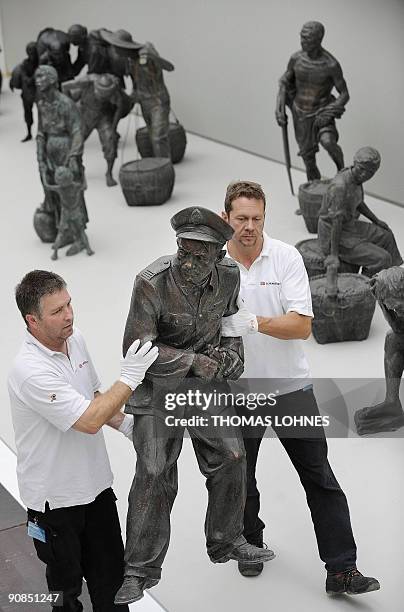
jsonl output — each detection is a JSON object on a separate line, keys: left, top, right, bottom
{"left": 238, "top": 533, "right": 273, "bottom": 577}
{"left": 114, "top": 575, "right": 159, "bottom": 605}
{"left": 326, "top": 568, "right": 380, "bottom": 595}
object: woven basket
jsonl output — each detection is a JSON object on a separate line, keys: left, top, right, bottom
{"left": 295, "top": 239, "right": 360, "bottom": 278}
{"left": 119, "top": 157, "right": 175, "bottom": 206}
{"left": 136, "top": 122, "right": 187, "bottom": 164}
{"left": 298, "top": 179, "right": 331, "bottom": 234}
{"left": 310, "top": 273, "right": 376, "bottom": 343}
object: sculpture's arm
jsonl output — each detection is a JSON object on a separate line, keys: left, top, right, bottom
{"left": 331, "top": 61, "right": 349, "bottom": 109}
{"left": 276, "top": 55, "right": 296, "bottom": 125}
{"left": 123, "top": 276, "right": 195, "bottom": 384}
{"left": 357, "top": 201, "right": 389, "bottom": 229}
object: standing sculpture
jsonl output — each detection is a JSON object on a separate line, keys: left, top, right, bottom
{"left": 10, "top": 42, "right": 39, "bottom": 142}
{"left": 100, "top": 29, "right": 174, "bottom": 159}
{"left": 114, "top": 207, "right": 273, "bottom": 605}
{"left": 43, "top": 166, "right": 94, "bottom": 260}
{"left": 276, "top": 21, "right": 349, "bottom": 184}
{"left": 318, "top": 147, "right": 402, "bottom": 275}
{"left": 34, "top": 65, "right": 88, "bottom": 252}
{"left": 355, "top": 267, "right": 404, "bottom": 434}
{"left": 63, "top": 73, "right": 134, "bottom": 186}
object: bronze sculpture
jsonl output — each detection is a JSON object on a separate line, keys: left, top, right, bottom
{"left": 34, "top": 65, "right": 88, "bottom": 249}
{"left": 355, "top": 267, "right": 404, "bottom": 434}
{"left": 43, "top": 166, "right": 94, "bottom": 260}
{"left": 276, "top": 21, "right": 349, "bottom": 182}
{"left": 63, "top": 73, "right": 134, "bottom": 186}
{"left": 318, "top": 147, "right": 402, "bottom": 275}
{"left": 36, "top": 27, "right": 74, "bottom": 83}
{"left": 100, "top": 29, "right": 174, "bottom": 159}
{"left": 114, "top": 207, "right": 274, "bottom": 605}
{"left": 10, "top": 42, "right": 39, "bottom": 142}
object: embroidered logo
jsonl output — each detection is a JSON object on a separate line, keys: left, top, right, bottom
{"left": 78, "top": 360, "right": 89, "bottom": 369}
{"left": 260, "top": 281, "right": 281, "bottom": 286}
{"left": 50, "top": 393, "right": 57, "bottom": 402}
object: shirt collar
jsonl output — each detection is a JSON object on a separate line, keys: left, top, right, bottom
{"left": 25, "top": 329, "right": 69, "bottom": 357}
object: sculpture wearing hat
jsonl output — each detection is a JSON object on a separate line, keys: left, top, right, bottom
{"left": 115, "top": 206, "right": 274, "bottom": 605}
{"left": 63, "top": 73, "right": 135, "bottom": 186}
{"left": 68, "top": 25, "right": 127, "bottom": 83}
{"left": 34, "top": 65, "right": 88, "bottom": 250}
{"left": 318, "top": 147, "right": 402, "bottom": 275}
{"left": 100, "top": 29, "right": 174, "bottom": 158}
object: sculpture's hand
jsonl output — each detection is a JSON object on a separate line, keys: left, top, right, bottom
{"left": 276, "top": 109, "right": 287, "bottom": 127}
{"left": 324, "top": 254, "right": 340, "bottom": 269}
{"left": 191, "top": 353, "right": 219, "bottom": 381}
{"left": 215, "top": 348, "right": 244, "bottom": 380}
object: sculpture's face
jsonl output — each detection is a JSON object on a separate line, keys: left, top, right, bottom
{"left": 351, "top": 161, "right": 377, "bottom": 184}
{"left": 176, "top": 238, "right": 218, "bottom": 285}
{"left": 300, "top": 28, "right": 321, "bottom": 53}
{"left": 223, "top": 197, "right": 265, "bottom": 249}
{"left": 35, "top": 70, "right": 56, "bottom": 92}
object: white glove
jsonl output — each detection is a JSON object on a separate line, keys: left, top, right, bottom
{"left": 221, "top": 297, "right": 258, "bottom": 337}
{"left": 120, "top": 339, "right": 158, "bottom": 391}
{"left": 118, "top": 414, "right": 134, "bottom": 439}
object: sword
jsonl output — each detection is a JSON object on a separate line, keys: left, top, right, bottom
{"left": 281, "top": 120, "right": 294, "bottom": 196}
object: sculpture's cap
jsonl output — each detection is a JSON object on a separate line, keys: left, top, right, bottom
{"left": 93, "top": 74, "right": 118, "bottom": 93}
{"left": 99, "top": 28, "right": 143, "bottom": 50}
{"left": 171, "top": 206, "right": 234, "bottom": 245}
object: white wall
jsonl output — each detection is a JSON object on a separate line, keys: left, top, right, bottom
{"left": 1, "top": 0, "right": 404, "bottom": 203}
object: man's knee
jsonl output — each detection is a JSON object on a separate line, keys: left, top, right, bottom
{"left": 319, "top": 132, "right": 337, "bottom": 151}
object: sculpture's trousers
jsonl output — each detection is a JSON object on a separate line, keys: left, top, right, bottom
{"left": 124, "top": 410, "right": 246, "bottom": 580}
{"left": 240, "top": 387, "right": 357, "bottom": 572}
{"left": 140, "top": 96, "right": 171, "bottom": 159}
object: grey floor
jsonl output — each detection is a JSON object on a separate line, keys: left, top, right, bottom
{"left": 1, "top": 88, "right": 403, "bottom": 611}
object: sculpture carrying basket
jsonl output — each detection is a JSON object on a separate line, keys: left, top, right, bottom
{"left": 298, "top": 179, "right": 330, "bottom": 234}
{"left": 296, "top": 239, "right": 359, "bottom": 278}
{"left": 310, "top": 273, "right": 376, "bottom": 344}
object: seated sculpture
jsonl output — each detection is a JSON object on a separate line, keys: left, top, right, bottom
{"left": 318, "top": 147, "right": 402, "bottom": 276}
{"left": 355, "top": 267, "right": 404, "bottom": 435}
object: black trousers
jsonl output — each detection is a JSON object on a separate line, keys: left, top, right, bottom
{"left": 240, "top": 387, "right": 357, "bottom": 572}
{"left": 27, "top": 488, "right": 128, "bottom": 612}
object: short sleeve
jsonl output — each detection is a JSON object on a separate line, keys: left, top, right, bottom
{"left": 19, "top": 374, "right": 90, "bottom": 432}
{"left": 280, "top": 253, "right": 314, "bottom": 317}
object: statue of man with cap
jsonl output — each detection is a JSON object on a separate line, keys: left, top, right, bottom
{"left": 318, "top": 147, "right": 402, "bottom": 275}
{"left": 114, "top": 206, "right": 275, "bottom": 605}
{"left": 100, "top": 29, "right": 174, "bottom": 159}
{"left": 63, "top": 73, "right": 135, "bottom": 186}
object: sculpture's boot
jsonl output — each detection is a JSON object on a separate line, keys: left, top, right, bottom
{"left": 114, "top": 576, "right": 159, "bottom": 605}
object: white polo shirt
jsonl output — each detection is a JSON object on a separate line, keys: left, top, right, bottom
{"left": 226, "top": 233, "right": 313, "bottom": 394}
{"left": 7, "top": 328, "right": 113, "bottom": 512}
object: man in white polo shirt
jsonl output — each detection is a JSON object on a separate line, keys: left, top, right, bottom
{"left": 8, "top": 269, "right": 158, "bottom": 611}
{"left": 221, "top": 181, "right": 380, "bottom": 596}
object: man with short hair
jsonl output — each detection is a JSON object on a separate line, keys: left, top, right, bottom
{"left": 221, "top": 181, "right": 380, "bottom": 595}
{"left": 8, "top": 270, "right": 158, "bottom": 611}
{"left": 114, "top": 206, "right": 274, "bottom": 605}
{"left": 276, "top": 21, "right": 349, "bottom": 181}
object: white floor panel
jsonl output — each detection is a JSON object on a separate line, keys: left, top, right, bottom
{"left": 1, "top": 88, "right": 403, "bottom": 611}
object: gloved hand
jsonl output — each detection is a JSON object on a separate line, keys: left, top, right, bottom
{"left": 120, "top": 339, "right": 158, "bottom": 391}
{"left": 221, "top": 297, "right": 258, "bottom": 337}
{"left": 118, "top": 414, "right": 134, "bottom": 439}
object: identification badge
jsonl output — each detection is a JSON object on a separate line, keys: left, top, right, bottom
{"left": 27, "top": 521, "right": 46, "bottom": 543}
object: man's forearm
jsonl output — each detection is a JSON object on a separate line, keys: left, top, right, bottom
{"left": 257, "top": 312, "right": 311, "bottom": 340}
{"left": 358, "top": 202, "right": 378, "bottom": 223}
{"left": 73, "top": 381, "right": 132, "bottom": 434}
